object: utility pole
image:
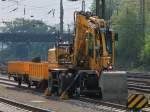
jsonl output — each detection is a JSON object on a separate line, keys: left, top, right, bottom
{"left": 96, "top": 0, "right": 100, "bottom": 16}
{"left": 140, "top": 0, "right": 145, "bottom": 40}
{"left": 82, "top": 0, "right": 85, "bottom": 12}
{"left": 96, "top": 0, "right": 105, "bottom": 19}
{"left": 142, "top": 0, "right": 145, "bottom": 40}
{"left": 60, "top": 0, "right": 64, "bottom": 39}
{"left": 101, "top": 0, "right": 105, "bottom": 19}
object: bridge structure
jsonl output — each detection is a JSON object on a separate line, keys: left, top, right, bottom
{"left": 0, "top": 33, "right": 72, "bottom": 61}
{"left": 0, "top": 33, "right": 72, "bottom": 42}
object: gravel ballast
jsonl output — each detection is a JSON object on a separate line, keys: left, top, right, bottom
{"left": 0, "top": 84, "right": 121, "bottom": 112}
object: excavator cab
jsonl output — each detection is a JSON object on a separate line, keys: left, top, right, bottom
{"left": 57, "top": 42, "right": 71, "bottom": 65}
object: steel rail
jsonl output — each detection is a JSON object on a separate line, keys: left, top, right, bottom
{"left": 79, "top": 97, "right": 126, "bottom": 110}
{"left": 0, "top": 76, "right": 149, "bottom": 111}
{"left": 0, "top": 97, "right": 54, "bottom": 112}
{"left": 79, "top": 97, "right": 150, "bottom": 112}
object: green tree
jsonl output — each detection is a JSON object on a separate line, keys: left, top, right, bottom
{"left": 140, "top": 35, "right": 150, "bottom": 66}
{"left": 140, "top": 13, "right": 150, "bottom": 69}
{"left": 1, "top": 18, "right": 55, "bottom": 33}
{"left": 112, "top": 0, "right": 144, "bottom": 69}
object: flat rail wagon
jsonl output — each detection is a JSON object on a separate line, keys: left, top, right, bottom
{"left": 8, "top": 61, "right": 48, "bottom": 90}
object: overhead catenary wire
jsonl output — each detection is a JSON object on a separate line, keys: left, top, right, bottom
{"left": 1, "top": 3, "right": 17, "bottom": 10}
{"left": 0, "top": 0, "right": 93, "bottom": 27}
{"left": 2, "top": 4, "right": 56, "bottom": 18}
{"left": 1, "top": 0, "right": 88, "bottom": 17}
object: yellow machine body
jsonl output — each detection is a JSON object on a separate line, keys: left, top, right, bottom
{"left": 47, "top": 11, "right": 127, "bottom": 104}
{"left": 48, "top": 12, "right": 116, "bottom": 73}
{"left": 72, "top": 13, "right": 116, "bottom": 73}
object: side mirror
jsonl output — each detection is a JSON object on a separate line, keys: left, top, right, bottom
{"left": 115, "top": 33, "right": 118, "bottom": 41}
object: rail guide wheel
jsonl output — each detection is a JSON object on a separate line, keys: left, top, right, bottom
{"left": 27, "top": 81, "right": 31, "bottom": 88}
{"left": 17, "top": 75, "right": 22, "bottom": 86}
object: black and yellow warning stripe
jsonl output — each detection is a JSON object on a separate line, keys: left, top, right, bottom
{"left": 127, "top": 94, "right": 148, "bottom": 109}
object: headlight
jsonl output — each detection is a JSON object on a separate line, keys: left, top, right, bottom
{"left": 108, "top": 66, "right": 113, "bottom": 70}
{"left": 68, "top": 73, "right": 72, "bottom": 76}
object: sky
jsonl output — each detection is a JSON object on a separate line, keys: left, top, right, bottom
{"left": 0, "top": 0, "right": 93, "bottom": 28}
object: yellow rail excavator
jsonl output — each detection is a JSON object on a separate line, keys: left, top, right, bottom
{"left": 46, "top": 1, "right": 127, "bottom": 104}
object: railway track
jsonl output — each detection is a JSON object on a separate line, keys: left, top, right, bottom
{"left": 127, "top": 72, "right": 150, "bottom": 79}
{"left": 0, "top": 77, "right": 53, "bottom": 112}
{"left": 0, "top": 76, "right": 127, "bottom": 112}
{"left": 0, "top": 97, "right": 53, "bottom": 112}
{"left": 0, "top": 102, "right": 28, "bottom": 112}
{"left": 0, "top": 76, "right": 44, "bottom": 92}
{"left": 1, "top": 75, "right": 149, "bottom": 95}
{"left": 79, "top": 97, "right": 150, "bottom": 112}
{"left": 128, "top": 84, "right": 150, "bottom": 94}
{"left": 79, "top": 97, "right": 126, "bottom": 112}
{"left": 127, "top": 74, "right": 150, "bottom": 93}
{"left": 0, "top": 75, "right": 149, "bottom": 111}
{"left": 128, "top": 78, "right": 150, "bottom": 86}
